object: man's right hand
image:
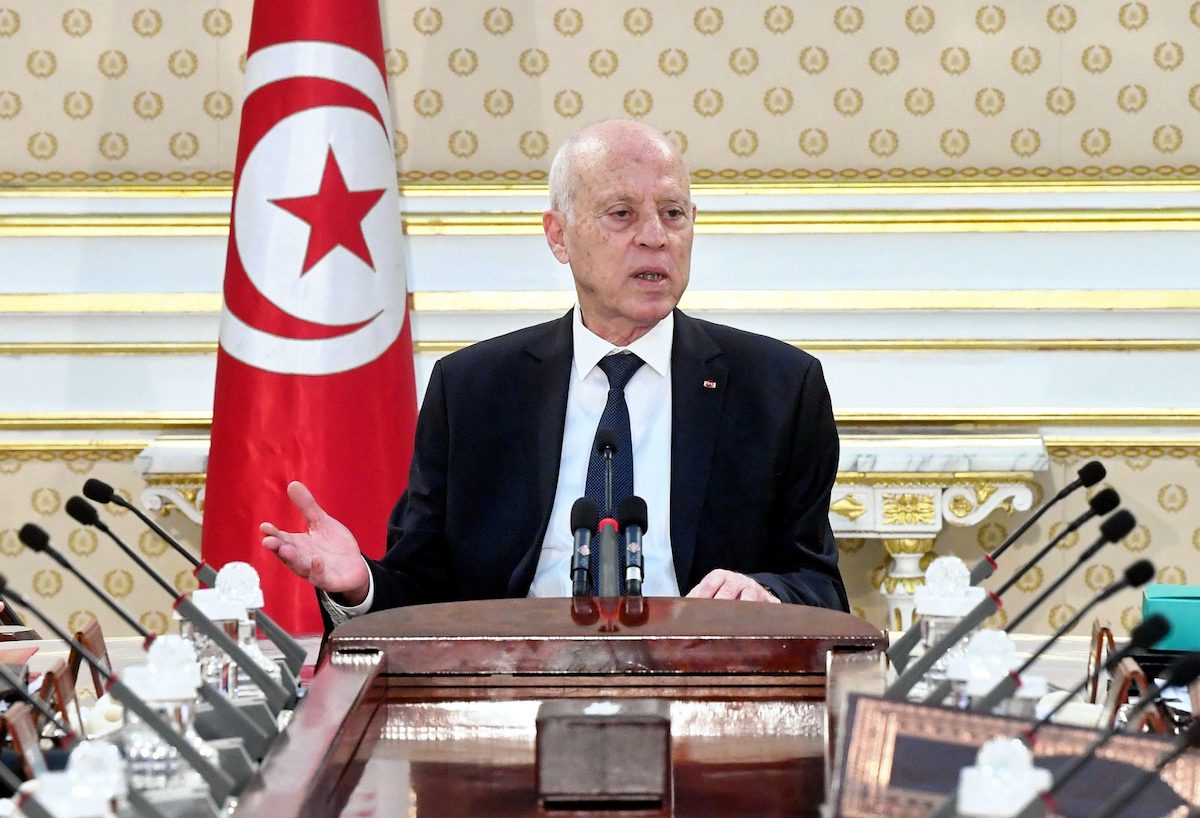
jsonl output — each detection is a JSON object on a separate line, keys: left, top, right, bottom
{"left": 260, "top": 481, "right": 372, "bottom": 607}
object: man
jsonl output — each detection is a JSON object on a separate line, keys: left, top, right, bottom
{"left": 262, "top": 120, "right": 848, "bottom": 615}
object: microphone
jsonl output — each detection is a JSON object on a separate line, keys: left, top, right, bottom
{"left": 888, "top": 496, "right": 1120, "bottom": 701}
{"left": 923, "top": 614, "right": 1171, "bottom": 818}
{"left": 971, "top": 559, "right": 1154, "bottom": 712}
{"left": 81, "top": 479, "right": 306, "bottom": 677}
{"left": 994, "top": 487, "right": 1120, "bottom": 597}
{"left": 1093, "top": 719, "right": 1200, "bottom": 818}
{"left": 593, "top": 429, "right": 621, "bottom": 597}
{"left": 922, "top": 507, "right": 1134, "bottom": 707}
{"left": 0, "top": 575, "right": 237, "bottom": 803}
{"left": 0, "top": 660, "right": 74, "bottom": 741}
{"left": 569, "top": 498, "right": 598, "bottom": 597}
{"left": 889, "top": 481, "right": 1114, "bottom": 673}
{"left": 968, "top": 460, "right": 1105, "bottom": 586}
{"left": 18, "top": 521, "right": 270, "bottom": 754}
{"left": 64, "top": 497, "right": 292, "bottom": 714}
{"left": 1003, "top": 509, "right": 1134, "bottom": 634}
{"left": 1011, "top": 652, "right": 1200, "bottom": 818}
{"left": 617, "top": 496, "right": 648, "bottom": 597}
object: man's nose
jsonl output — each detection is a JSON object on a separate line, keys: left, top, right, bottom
{"left": 635, "top": 213, "right": 667, "bottom": 248}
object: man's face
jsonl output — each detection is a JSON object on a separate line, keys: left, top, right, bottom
{"left": 544, "top": 131, "right": 696, "bottom": 346}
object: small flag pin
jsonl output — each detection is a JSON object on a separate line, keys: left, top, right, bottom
{"left": 702, "top": 379, "right": 717, "bottom": 389}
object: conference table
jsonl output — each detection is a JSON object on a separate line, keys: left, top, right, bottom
{"left": 231, "top": 597, "right": 885, "bottom": 817}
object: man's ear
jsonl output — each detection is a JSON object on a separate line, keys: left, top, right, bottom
{"left": 543, "top": 210, "right": 570, "bottom": 264}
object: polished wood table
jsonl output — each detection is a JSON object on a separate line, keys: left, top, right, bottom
{"left": 233, "top": 598, "right": 885, "bottom": 817}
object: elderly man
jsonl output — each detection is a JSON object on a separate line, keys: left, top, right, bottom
{"left": 262, "top": 119, "right": 848, "bottom": 616}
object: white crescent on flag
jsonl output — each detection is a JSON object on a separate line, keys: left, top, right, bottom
{"left": 221, "top": 42, "right": 406, "bottom": 376}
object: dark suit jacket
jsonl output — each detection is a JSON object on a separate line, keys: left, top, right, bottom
{"left": 367, "top": 309, "right": 848, "bottom": 610}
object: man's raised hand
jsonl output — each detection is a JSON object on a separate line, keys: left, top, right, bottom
{"left": 260, "top": 481, "right": 371, "bottom": 606}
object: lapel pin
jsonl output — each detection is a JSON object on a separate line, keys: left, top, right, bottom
{"left": 702, "top": 379, "right": 717, "bottom": 389}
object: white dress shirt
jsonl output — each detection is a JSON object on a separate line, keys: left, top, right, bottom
{"left": 327, "top": 307, "right": 680, "bottom": 622}
{"left": 527, "top": 307, "right": 679, "bottom": 597}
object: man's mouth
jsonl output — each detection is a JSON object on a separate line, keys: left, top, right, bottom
{"left": 633, "top": 269, "right": 667, "bottom": 282}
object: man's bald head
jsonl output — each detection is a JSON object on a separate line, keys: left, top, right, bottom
{"left": 548, "top": 120, "right": 688, "bottom": 221}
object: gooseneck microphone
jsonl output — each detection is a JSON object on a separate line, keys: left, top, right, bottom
{"left": 593, "top": 429, "right": 621, "bottom": 597}
{"left": 1004, "top": 509, "right": 1135, "bottom": 634}
{"left": 1011, "top": 652, "right": 1200, "bottom": 818}
{"left": 81, "top": 478, "right": 306, "bottom": 677}
{"left": 922, "top": 505, "right": 1134, "bottom": 707}
{"left": 1093, "top": 719, "right": 1200, "bottom": 818}
{"left": 64, "top": 497, "right": 291, "bottom": 713}
{"left": 923, "top": 615, "right": 1171, "bottom": 818}
{"left": 569, "top": 498, "right": 598, "bottom": 597}
{"left": 617, "top": 496, "right": 648, "bottom": 598}
{"left": 0, "top": 576, "right": 236, "bottom": 804}
{"left": 889, "top": 479, "right": 1115, "bottom": 673}
{"left": 18, "top": 522, "right": 269, "bottom": 752}
{"left": 888, "top": 493, "right": 1119, "bottom": 701}
{"left": 971, "top": 559, "right": 1154, "bottom": 713}
{"left": 967, "top": 460, "right": 1106, "bottom": 586}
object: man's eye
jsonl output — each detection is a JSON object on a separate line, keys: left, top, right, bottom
{"left": 610, "top": 209, "right": 631, "bottom": 219}
{"left": 665, "top": 208, "right": 684, "bottom": 218}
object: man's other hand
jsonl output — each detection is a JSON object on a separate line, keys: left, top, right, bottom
{"left": 260, "top": 481, "right": 371, "bottom": 606}
{"left": 686, "top": 569, "right": 780, "bottom": 602}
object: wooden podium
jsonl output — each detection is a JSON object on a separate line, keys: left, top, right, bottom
{"left": 234, "top": 598, "right": 884, "bottom": 817}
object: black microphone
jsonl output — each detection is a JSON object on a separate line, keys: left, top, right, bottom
{"left": 593, "top": 429, "right": 621, "bottom": 597}
{"left": 64, "top": 497, "right": 291, "bottom": 714}
{"left": 19, "top": 520, "right": 270, "bottom": 753}
{"left": 889, "top": 481, "right": 1115, "bottom": 674}
{"left": 1093, "top": 719, "right": 1200, "bottom": 818}
{"left": 994, "top": 487, "right": 1120, "bottom": 597}
{"left": 968, "top": 460, "right": 1106, "bottom": 586}
{"left": 0, "top": 575, "right": 237, "bottom": 803}
{"left": 1024, "top": 613, "right": 1170, "bottom": 741}
{"left": 569, "top": 498, "right": 598, "bottom": 597}
{"left": 1011, "top": 652, "right": 1200, "bottom": 818}
{"left": 888, "top": 497, "right": 1118, "bottom": 701}
{"left": 971, "top": 558, "right": 1154, "bottom": 712}
{"left": 1003, "top": 509, "right": 1134, "bottom": 634}
{"left": 82, "top": 478, "right": 306, "bottom": 677}
{"left": 617, "top": 496, "right": 648, "bottom": 597}
{"left": 922, "top": 507, "right": 1134, "bottom": 707}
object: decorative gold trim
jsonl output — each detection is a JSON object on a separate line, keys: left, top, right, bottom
{"left": 1044, "top": 437, "right": 1200, "bottom": 449}
{"left": 0, "top": 441, "right": 145, "bottom": 460}
{"left": 404, "top": 209, "right": 1200, "bottom": 235}
{"left": 0, "top": 293, "right": 220, "bottom": 313}
{"left": 837, "top": 471, "right": 1037, "bottom": 485}
{"left": 415, "top": 338, "right": 1200, "bottom": 355}
{"left": 0, "top": 413, "right": 210, "bottom": 431}
{"left": 0, "top": 343, "right": 216, "bottom": 356}
{"left": 0, "top": 214, "right": 228, "bottom": 236}
{"left": 838, "top": 409, "right": 1200, "bottom": 427}
{"left": 4, "top": 180, "right": 1200, "bottom": 198}
{"left": 1, "top": 412, "right": 1197, "bottom": 433}
{"left": 413, "top": 290, "right": 1200, "bottom": 312}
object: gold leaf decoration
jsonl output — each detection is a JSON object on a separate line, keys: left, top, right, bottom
{"left": 833, "top": 5, "right": 864, "bottom": 35}
{"left": 169, "top": 132, "right": 199, "bottom": 160}
{"left": 1117, "top": 84, "right": 1147, "bottom": 113}
{"left": 0, "top": 91, "right": 21, "bottom": 120}
{"left": 104, "top": 569, "right": 133, "bottom": 599}
{"left": 906, "top": 5, "right": 935, "bottom": 34}
{"left": 975, "top": 87, "right": 1006, "bottom": 116}
{"left": 518, "top": 130, "right": 548, "bottom": 159}
{"left": 0, "top": 529, "right": 24, "bottom": 557}
{"left": 98, "top": 50, "right": 128, "bottom": 79}
{"left": 518, "top": 48, "right": 548, "bottom": 77}
{"left": 413, "top": 89, "right": 444, "bottom": 118}
{"left": 132, "top": 8, "right": 162, "bottom": 38}
{"left": 553, "top": 8, "right": 583, "bottom": 36}
{"left": 764, "top": 6, "right": 794, "bottom": 33}
{"left": 977, "top": 522, "right": 1007, "bottom": 551}
{"left": 0, "top": 9, "right": 20, "bottom": 36}
{"left": 623, "top": 89, "right": 653, "bottom": 118}
{"left": 139, "top": 529, "right": 168, "bottom": 559}
{"left": 728, "top": 129, "right": 758, "bottom": 157}
{"left": 139, "top": 611, "right": 168, "bottom": 635}
{"left": 202, "top": 8, "right": 232, "bottom": 38}
{"left": 940, "top": 46, "right": 970, "bottom": 75}
{"left": 1011, "top": 46, "right": 1041, "bottom": 75}
{"left": 68, "top": 528, "right": 98, "bottom": 557}
{"left": 1122, "top": 523, "right": 1151, "bottom": 552}
{"left": 1048, "top": 604, "right": 1076, "bottom": 629}
{"left": 554, "top": 89, "right": 583, "bottom": 118}
{"left": 483, "top": 89, "right": 514, "bottom": 117}
{"left": 62, "top": 8, "right": 92, "bottom": 37}
{"left": 168, "top": 50, "right": 199, "bottom": 79}
{"left": 133, "top": 91, "right": 163, "bottom": 120}
{"left": 1154, "top": 42, "right": 1184, "bottom": 72}
{"left": 33, "top": 568, "right": 63, "bottom": 597}
{"left": 482, "top": 7, "right": 514, "bottom": 36}
{"left": 763, "top": 86, "right": 793, "bottom": 115}
{"left": 385, "top": 49, "right": 408, "bottom": 76}
{"left": 904, "top": 87, "right": 934, "bottom": 116}
{"left": 1118, "top": 3, "right": 1149, "bottom": 30}
{"left": 1153, "top": 124, "right": 1183, "bottom": 154}
{"left": 1016, "top": 565, "right": 1043, "bottom": 593}
{"left": 693, "top": 88, "right": 724, "bottom": 117}
{"left": 834, "top": 87, "right": 864, "bottom": 116}
{"left": 1081, "top": 128, "right": 1111, "bottom": 156}
{"left": 588, "top": 49, "right": 618, "bottom": 78}
{"left": 31, "top": 487, "right": 62, "bottom": 515}
{"left": 939, "top": 128, "right": 970, "bottom": 157}
{"left": 623, "top": 7, "right": 652, "bottom": 36}
{"left": 1085, "top": 564, "right": 1115, "bottom": 591}
{"left": 729, "top": 47, "right": 759, "bottom": 76}
{"left": 1157, "top": 483, "right": 1188, "bottom": 512}
{"left": 98, "top": 132, "right": 129, "bottom": 161}
{"left": 1011, "top": 128, "right": 1041, "bottom": 157}
{"left": 799, "top": 46, "right": 829, "bottom": 75}
{"left": 448, "top": 130, "right": 477, "bottom": 158}
{"left": 880, "top": 492, "right": 934, "bottom": 525}
{"left": 798, "top": 128, "right": 828, "bottom": 156}
{"left": 869, "top": 47, "right": 900, "bottom": 76}
{"left": 63, "top": 91, "right": 93, "bottom": 120}
{"left": 413, "top": 7, "right": 443, "bottom": 35}
{"left": 203, "top": 91, "right": 233, "bottom": 120}
{"left": 976, "top": 5, "right": 1006, "bottom": 34}
{"left": 448, "top": 48, "right": 478, "bottom": 77}
{"left": 1158, "top": 566, "right": 1187, "bottom": 585}
{"left": 26, "top": 50, "right": 58, "bottom": 79}
{"left": 664, "top": 129, "right": 687, "bottom": 154}
{"left": 1082, "top": 44, "right": 1113, "bottom": 73}
{"left": 694, "top": 6, "right": 724, "bottom": 35}
{"left": 658, "top": 48, "right": 688, "bottom": 77}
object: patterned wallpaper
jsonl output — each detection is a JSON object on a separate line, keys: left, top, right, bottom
{"left": 1, "top": 446, "right": 1195, "bottom": 638}
{"left": 1, "top": 1, "right": 1198, "bottom": 183}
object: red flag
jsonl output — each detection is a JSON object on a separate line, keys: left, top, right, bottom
{"left": 202, "top": 0, "right": 415, "bottom": 634}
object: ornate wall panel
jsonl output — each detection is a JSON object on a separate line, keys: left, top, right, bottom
{"left": 1, "top": 1, "right": 1199, "bottom": 183}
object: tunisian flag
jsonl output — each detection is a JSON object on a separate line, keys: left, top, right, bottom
{"left": 202, "top": 0, "right": 415, "bottom": 634}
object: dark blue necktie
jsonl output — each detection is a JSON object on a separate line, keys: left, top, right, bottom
{"left": 585, "top": 352, "right": 644, "bottom": 595}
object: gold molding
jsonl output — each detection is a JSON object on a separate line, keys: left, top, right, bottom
{"left": 0, "top": 440, "right": 144, "bottom": 460}
{"left": 0, "top": 214, "right": 229, "bottom": 237}
{"left": 404, "top": 209, "right": 1200, "bottom": 235}
{"left": 7, "top": 290, "right": 1198, "bottom": 316}
{"left": 415, "top": 338, "right": 1200, "bottom": 355}
{"left": 413, "top": 290, "right": 1200, "bottom": 312}
{"left": 0, "top": 293, "right": 220, "bottom": 313}
{"left": 4, "top": 179, "right": 1200, "bottom": 198}
{"left": 0, "top": 342, "right": 217, "bottom": 356}
{"left": 0, "top": 413, "right": 210, "bottom": 431}
{"left": 2, "top": 411, "right": 1199, "bottom": 433}
{"left": 837, "top": 471, "right": 1037, "bottom": 485}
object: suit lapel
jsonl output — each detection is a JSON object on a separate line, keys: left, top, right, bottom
{"left": 505, "top": 311, "right": 573, "bottom": 596}
{"left": 669, "top": 311, "right": 727, "bottom": 590}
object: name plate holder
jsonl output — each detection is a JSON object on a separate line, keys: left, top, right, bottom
{"left": 832, "top": 694, "right": 1200, "bottom": 818}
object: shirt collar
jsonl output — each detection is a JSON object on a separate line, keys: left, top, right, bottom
{"left": 572, "top": 307, "right": 673, "bottom": 382}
